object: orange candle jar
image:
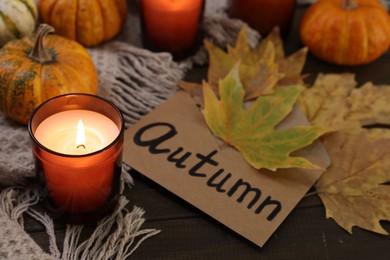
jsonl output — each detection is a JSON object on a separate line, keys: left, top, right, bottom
{"left": 28, "top": 94, "right": 124, "bottom": 224}
{"left": 228, "top": 0, "right": 296, "bottom": 37}
{"left": 140, "top": 0, "right": 205, "bottom": 60}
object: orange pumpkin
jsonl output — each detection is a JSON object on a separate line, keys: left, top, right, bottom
{"left": 300, "top": 0, "right": 390, "bottom": 65}
{"left": 38, "top": 0, "right": 128, "bottom": 47}
{"left": 0, "top": 24, "right": 98, "bottom": 124}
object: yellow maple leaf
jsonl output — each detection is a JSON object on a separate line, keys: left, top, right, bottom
{"left": 298, "top": 73, "right": 357, "bottom": 131}
{"left": 366, "top": 128, "right": 390, "bottom": 140}
{"left": 346, "top": 82, "right": 390, "bottom": 126}
{"left": 298, "top": 73, "right": 390, "bottom": 136}
{"left": 317, "top": 131, "right": 390, "bottom": 234}
{"left": 202, "top": 64, "right": 326, "bottom": 171}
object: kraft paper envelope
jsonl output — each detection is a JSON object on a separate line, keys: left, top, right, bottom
{"left": 123, "top": 91, "right": 330, "bottom": 247}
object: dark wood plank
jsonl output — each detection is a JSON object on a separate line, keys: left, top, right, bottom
{"left": 129, "top": 204, "right": 390, "bottom": 260}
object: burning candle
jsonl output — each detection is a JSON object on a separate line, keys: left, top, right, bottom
{"left": 28, "top": 94, "right": 124, "bottom": 223}
{"left": 34, "top": 110, "right": 119, "bottom": 155}
{"left": 228, "top": 0, "right": 296, "bottom": 37}
{"left": 140, "top": 0, "right": 205, "bottom": 59}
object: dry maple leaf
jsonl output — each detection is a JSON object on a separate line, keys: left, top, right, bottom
{"left": 298, "top": 73, "right": 357, "bottom": 131}
{"left": 206, "top": 25, "right": 282, "bottom": 100}
{"left": 180, "top": 25, "right": 308, "bottom": 101}
{"left": 317, "top": 131, "right": 390, "bottom": 234}
{"left": 346, "top": 82, "right": 390, "bottom": 127}
{"left": 202, "top": 65, "right": 326, "bottom": 171}
{"left": 365, "top": 128, "right": 390, "bottom": 140}
{"left": 257, "top": 27, "right": 308, "bottom": 86}
{"left": 298, "top": 73, "right": 390, "bottom": 136}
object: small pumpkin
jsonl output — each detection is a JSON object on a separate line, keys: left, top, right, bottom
{"left": 38, "top": 0, "right": 128, "bottom": 47}
{"left": 0, "top": 24, "right": 98, "bottom": 124}
{"left": 300, "top": 0, "right": 390, "bottom": 65}
{"left": 0, "top": 0, "right": 38, "bottom": 46}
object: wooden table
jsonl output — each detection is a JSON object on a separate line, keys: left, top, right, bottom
{"left": 25, "top": 3, "right": 390, "bottom": 259}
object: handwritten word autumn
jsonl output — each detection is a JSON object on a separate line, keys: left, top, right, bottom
{"left": 133, "top": 122, "right": 282, "bottom": 221}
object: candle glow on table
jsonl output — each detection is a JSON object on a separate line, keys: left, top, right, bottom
{"left": 28, "top": 94, "right": 124, "bottom": 222}
{"left": 141, "top": 0, "right": 204, "bottom": 55}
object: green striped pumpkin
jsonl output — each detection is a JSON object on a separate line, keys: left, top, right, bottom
{"left": 0, "top": 0, "right": 38, "bottom": 46}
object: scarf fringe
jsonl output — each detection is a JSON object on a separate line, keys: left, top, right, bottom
{"left": 89, "top": 42, "right": 188, "bottom": 128}
{"left": 0, "top": 168, "right": 159, "bottom": 259}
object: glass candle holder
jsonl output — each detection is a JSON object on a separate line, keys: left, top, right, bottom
{"left": 28, "top": 94, "right": 124, "bottom": 224}
{"left": 140, "top": 0, "right": 205, "bottom": 60}
{"left": 228, "top": 0, "right": 296, "bottom": 38}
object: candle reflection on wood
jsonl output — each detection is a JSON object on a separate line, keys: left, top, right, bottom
{"left": 141, "top": 0, "right": 205, "bottom": 59}
{"left": 28, "top": 94, "right": 124, "bottom": 224}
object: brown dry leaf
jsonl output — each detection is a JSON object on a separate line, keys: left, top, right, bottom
{"left": 317, "top": 131, "right": 390, "bottom": 234}
{"left": 277, "top": 47, "right": 308, "bottom": 85}
{"left": 298, "top": 73, "right": 358, "bottom": 131}
{"left": 258, "top": 27, "right": 308, "bottom": 85}
{"left": 257, "top": 27, "right": 285, "bottom": 61}
{"left": 366, "top": 128, "right": 390, "bottom": 140}
{"left": 298, "top": 73, "right": 390, "bottom": 136}
{"left": 300, "top": 73, "right": 390, "bottom": 234}
{"left": 206, "top": 26, "right": 282, "bottom": 100}
{"left": 346, "top": 82, "right": 390, "bottom": 126}
{"left": 180, "top": 25, "right": 308, "bottom": 101}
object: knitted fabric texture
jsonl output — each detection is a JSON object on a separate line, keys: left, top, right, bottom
{"left": 0, "top": 114, "right": 34, "bottom": 186}
{"left": 0, "top": 206, "right": 53, "bottom": 260}
{"left": 0, "top": 0, "right": 260, "bottom": 258}
{"left": 89, "top": 42, "right": 187, "bottom": 127}
{"left": 0, "top": 180, "right": 159, "bottom": 260}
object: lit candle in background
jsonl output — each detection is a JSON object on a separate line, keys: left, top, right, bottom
{"left": 141, "top": 0, "right": 205, "bottom": 59}
{"left": 29, "top": 94, "right": 124, "bottom": 223}
{"left": 228, "top": 0, "right": 296, "bottom": 37}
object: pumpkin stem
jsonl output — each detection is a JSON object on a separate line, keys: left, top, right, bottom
{"left": 29, "top": 24, "right": 55, "bottom": 63}
{"left": 343, "top": 0, "right": 358, "bottom": 10}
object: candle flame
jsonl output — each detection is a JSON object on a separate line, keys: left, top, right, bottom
{"left": 76, "top": 119, "right": 86, "bottom": 149}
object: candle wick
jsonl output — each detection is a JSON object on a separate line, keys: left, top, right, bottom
{"left": 77, "top": 144, "right": 86, "bottom": 150}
